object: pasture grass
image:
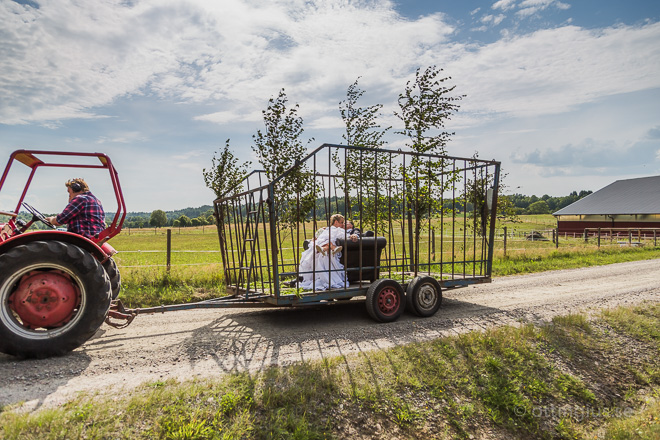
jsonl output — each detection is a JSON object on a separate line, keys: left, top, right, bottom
{"left": 492, "top": 246, "right": 660, "bottom": 276}
{"left": 2, "top": 303, "right": 659, "bottom": 439}
{"left": 111, "top": 227, "right": 660, "bottom": 307}
{"left": 109, "top": 215, "right": 660, "bottom": 307}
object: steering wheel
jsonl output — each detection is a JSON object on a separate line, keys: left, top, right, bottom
{"left": 22, "top": 202, "right": 56, "bottom": 229}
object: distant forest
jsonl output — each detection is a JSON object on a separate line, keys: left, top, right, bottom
{"left": 505, "top": 190, "right": 593, "bottom": 215}
{"left": 122, "top": 206, "right": 215, "bottom": 229}
{"left": 121, "top": 190, "right": 593, "bottom": 229}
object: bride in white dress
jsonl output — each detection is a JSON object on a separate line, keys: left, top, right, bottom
{"left": 298, "top": 215, "right": 347, "bottom": 291}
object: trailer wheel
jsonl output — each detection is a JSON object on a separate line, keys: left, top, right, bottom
{"left": 366, "top": 279, "right": 405, "bottom": 323}
{"left": 103, "top": 257, "right": 121, "bottom": 300}
{"left": 406, "top": 276, "right": 442, "bottom": 317}
{"left": 0, "top": 241, "right": 112, "bottom": 358}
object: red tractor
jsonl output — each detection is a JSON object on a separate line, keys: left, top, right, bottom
{"left": 0, "top": 150, "right": 125, "bottom": 358}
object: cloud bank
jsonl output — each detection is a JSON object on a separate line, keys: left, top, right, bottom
{"left": 2, "top": 0, "right": 659, "bottom": 131}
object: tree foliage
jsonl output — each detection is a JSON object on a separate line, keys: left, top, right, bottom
{"left": 395, "top": 65, "right": 464, "bottom": 156}
{"left": 505, "top": 191, "right": 592, "bottom": 214}
{"left": 339, "top": 78, "right": 390, "bottom": 149}
{"left": 394, "top": 66, "right": 465, "bottom": 267}
{"left": 149, "top": 209, "right": 167, "bottom": 228}
{"left": 333, "top": 77, "right": 391, "bottom": 230}
{"left": 177, "top": 215, "right": 191, "bottom": 227}
{"left": 252, "top": 89, "right": 316, "bottom": 229}
{"left": 203, "top": 140, "right": 251, "bottom": 199}
{"left": 527, "top": 200, "right": 551, "bottom": 215}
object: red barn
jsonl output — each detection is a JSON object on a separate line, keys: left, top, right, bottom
{"left": 553, "top": 175, "right": 660, "bottom": 234}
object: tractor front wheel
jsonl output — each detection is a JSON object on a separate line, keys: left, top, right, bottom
{"left": 0, "top": 241, "right": 112, "bottom": 358}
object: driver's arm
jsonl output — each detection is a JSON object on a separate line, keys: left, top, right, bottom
{"left": 51, "top": 196, "right": 84, "bottom": 227}
{"left": 46, "top": 216, "right": 63, "bottom": 226}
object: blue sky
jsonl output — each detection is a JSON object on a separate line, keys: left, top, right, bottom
{"left": 1, "top": 0, "right": 659, "bottom": 214}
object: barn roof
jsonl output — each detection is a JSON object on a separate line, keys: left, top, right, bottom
{"left": 553, "top": 175, "right": 660, "bottom": 216}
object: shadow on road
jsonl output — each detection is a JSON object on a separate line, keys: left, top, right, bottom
{"left": 178, "top": 296, "right": 509, "bottom": 376}
{"left": 0, "top": 349, "right": 92, "bottom": 410}
{"left": 0, "top": 296, "right": 509, "bottom": 410}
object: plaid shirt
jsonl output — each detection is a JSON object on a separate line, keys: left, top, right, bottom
{"left": 57, "top": 192, "right": 106, "bottom": 239}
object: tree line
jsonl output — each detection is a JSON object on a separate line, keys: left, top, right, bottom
{"left": 122, "top": 206, "right": 215, "bottom": 229}
{"left": 504, "top": 190, "right": 593, "bottom": 215}
{"left": 130, "top": 189, "right": 592, "bottom": 229}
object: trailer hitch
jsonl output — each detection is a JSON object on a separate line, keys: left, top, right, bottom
{"left": 105, "top": 299, "right": 137, "bottom": 329}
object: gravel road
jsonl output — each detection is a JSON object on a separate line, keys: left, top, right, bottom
{"left": 2, "top": 259, "right": 659, "bottom": 411}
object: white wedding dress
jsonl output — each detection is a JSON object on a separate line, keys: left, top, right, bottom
{"left": 298, "top": 226, "right": 347, "bottom": 291}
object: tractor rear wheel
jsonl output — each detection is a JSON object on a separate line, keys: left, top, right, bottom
{"left": 103, "top": 257, "right": 121, "bottom": 299}
{"left": 0, "top": 241, "right": 112, "bottom": 358}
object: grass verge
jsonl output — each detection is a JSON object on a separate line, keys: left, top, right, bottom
{"left": 2, "top": 303, "right": 659, "bottom": 439}
{"left": 119, "top": 266, "right": 226, "bottom": 308}
{"left": 492, "top": 247, "right": 660, "bottom": 276}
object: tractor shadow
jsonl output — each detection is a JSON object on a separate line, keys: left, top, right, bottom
{"left": 0, "top": 349, "right": 92, "bottom": 411}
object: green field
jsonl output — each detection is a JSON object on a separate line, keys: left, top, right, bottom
{"left": 111, "top": 215, "right": 660, "bottom": 307}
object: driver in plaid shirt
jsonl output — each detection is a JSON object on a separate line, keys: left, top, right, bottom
{"left": 46, "top": 178, "right": 106, "bottom": 239}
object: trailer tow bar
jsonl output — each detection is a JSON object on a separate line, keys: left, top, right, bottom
{"left": 105, "top": 299, "right": 136, "bottom": 329}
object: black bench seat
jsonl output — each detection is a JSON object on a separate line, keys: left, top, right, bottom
{"left": 336, "top": 236, "right": 386, "bottom": 282}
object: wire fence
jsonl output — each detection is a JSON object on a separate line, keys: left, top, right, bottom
{"left": 113, "top": 226, "right": 660, "bottom": 270}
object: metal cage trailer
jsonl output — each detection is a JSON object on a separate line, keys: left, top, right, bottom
{"left": 172, "top": 143, "right": 501, "bottom": 323}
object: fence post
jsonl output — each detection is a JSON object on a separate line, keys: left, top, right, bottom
{"left": 556, "top": 229, "right": 559, "bottom": 249}
{"left": 629, "top": 230, "right": 632, "bottom": 246}
{"left": 431, "top": 227, "right": 436, "bottom": 261}
{"left": 503, "top": 226, "right": 507, "bottom": 257}
{"left": 597, "top": 228, "right": 601, "bottom": 248}
{"left": 167, "top": 228, "right": 172, "bottom": 272}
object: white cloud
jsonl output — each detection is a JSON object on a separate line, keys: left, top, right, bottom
{"left": 517, "top": 0, "right": 571, "bottom": 18}
{"left": 1, "top": 0, "right": 659, "bottom": 139}
{"left": 480, "top": 14, "right": 506, "bottom": 26}
{"left": 96, "top": 132, "right": 148, "bottom": 144}
{"left": 172, "top": 150, "right": 205, "bottom": 160}
{"left": 194, "top": 109, "right": 262, "bottom": 124}
{"left": 449, "top": 23, "right": 660, "bottom": 118}
{"left": 492, "top": 0, "right": 517, "bottom": 11}
{"left": 0, "top": 0, "right": 454, "bottom": 126}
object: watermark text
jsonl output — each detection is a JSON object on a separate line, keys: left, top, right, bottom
{"left": 514, "top": 404, "right": 633, "bottom": 421}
